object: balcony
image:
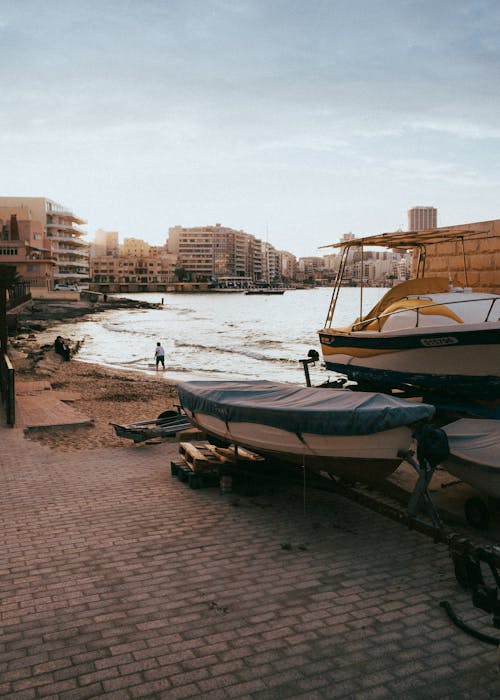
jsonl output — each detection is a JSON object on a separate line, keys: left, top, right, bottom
{"left": 52, "top": 247, "right": 89, "bottom": 259}
{"left": 47, "top": 223, "right": 87, "bottom": 237}
{"left": 50, "top": 241, "right": 88, "bottom": 252}
{"left": 46, "top": 210, "right": 87, "bottom": 225}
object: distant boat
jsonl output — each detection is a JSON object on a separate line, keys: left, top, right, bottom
{"left": 318, "top": 228, "right": 500, "bottom": 399}
{"left": 177, "top": 380, "right": 435, "bottom": 484}
{"left": 245, "top": 288, "right": 285, "bottom": 295}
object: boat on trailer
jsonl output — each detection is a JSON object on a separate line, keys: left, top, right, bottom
{"left": 441, "top": 418, "right": 500, "bottom": 529}
{"left": 318, "top": 228, "right": 500, "bottom": 400}
{"left": 177, "top": 380, "right": 435, "bottom": 484}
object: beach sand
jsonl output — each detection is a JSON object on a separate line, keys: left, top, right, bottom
{"left": 18, "top": 356, "right": 180, "bottom": 452}
{"left": 10, "top": 297, "right": 182, "bottom": 452}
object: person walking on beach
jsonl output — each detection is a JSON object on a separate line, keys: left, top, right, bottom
{"left": 154, "top": 341, "right": 165, "bottom": 369}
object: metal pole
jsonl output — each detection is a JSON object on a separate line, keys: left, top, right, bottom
{"left": 0, "top": 287, "right": 7, "bottom": 354}
{"left": 360, "top": 245, "right": 364, "bottom": 320}
{"left": 459, "top": 236, "right": 468, "bottom": 288}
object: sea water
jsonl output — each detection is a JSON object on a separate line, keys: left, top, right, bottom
{"left": 37, "top": 287, "right": 388, "bottom": 385}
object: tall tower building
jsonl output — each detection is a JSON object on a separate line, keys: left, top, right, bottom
{"left": 408, "top": 206, "right": 437, "bottom": 231}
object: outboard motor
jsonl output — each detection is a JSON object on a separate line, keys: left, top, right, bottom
{"left": 415, "top": 423, "right": 450, "bottom": 467}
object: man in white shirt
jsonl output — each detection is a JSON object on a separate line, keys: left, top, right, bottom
{"left": 154, "top": 342, "right": 165, "bottom": 369}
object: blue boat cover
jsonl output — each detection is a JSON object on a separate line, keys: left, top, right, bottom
{"left": 178, "top": 381, "right": 435, "bottom": 436}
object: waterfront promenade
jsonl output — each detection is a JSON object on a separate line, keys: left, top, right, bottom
{"left": 0, "top": 424, "right": 498, "bottom": 699}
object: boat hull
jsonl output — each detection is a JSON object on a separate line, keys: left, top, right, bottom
{"left": 183, "top": 409, "right": 412, "bottom": 483}
{"left": 319, "top": 325, "right": 500, "bottom": 397}
{"left": 443, "top": 456, "right": 500, "bottom": 500}
{"left": 442, "top": 419, "right": 500, "bottom": 499}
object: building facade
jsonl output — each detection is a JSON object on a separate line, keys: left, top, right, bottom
{"left": 170, "top": 224, "right": 267, "bottom": 286}
{"left": 0, "top": 197, "right": 89, "bottom": 286}
{"left": 89, "top": 235, "right": 176, "bottom": 292}
{"left": 90, "top": 229, "right": 119, "bottom": 258}
{"left": 0, "top": 207, "right": 55, "bottom": 288}
{"left": 408, "top": 206, "right": 438, "bottom": 231}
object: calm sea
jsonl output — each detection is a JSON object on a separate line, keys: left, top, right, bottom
{"left": 38, "top": 287, "right": 388, "bottom": 385}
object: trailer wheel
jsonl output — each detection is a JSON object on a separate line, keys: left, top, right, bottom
{"left": 464, "top": 497, "right": 490, "bottom": 530}
{"left": 157, "top": 410, "right": 179, "bottom": 421}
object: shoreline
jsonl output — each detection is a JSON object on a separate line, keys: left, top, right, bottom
{"left": 11, "top": 298, "right": 181, "bottom": 452}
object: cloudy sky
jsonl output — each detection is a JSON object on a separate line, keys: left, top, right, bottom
{"left": 1, "top": 0, "right": 499, "bottom": 256}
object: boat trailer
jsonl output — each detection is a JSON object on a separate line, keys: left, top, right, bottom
{"left": 440, "top": 535, "right": 500, "bottom": 646}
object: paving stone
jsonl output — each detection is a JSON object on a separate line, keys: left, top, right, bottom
{"left": 0, "top": 426, "right": 499, "bottom": 699}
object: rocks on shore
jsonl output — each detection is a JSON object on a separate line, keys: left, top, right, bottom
{"left": 11, "top": 296, "right": 161, "bottom": 374}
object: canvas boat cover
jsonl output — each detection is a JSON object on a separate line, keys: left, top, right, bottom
{"left": 178, "top": 381, "right": 435, "bottom": 436}
{"left": 443, "top": 419, "right": 500, "bottom": 468}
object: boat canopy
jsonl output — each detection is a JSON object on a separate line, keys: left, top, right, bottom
{"left": 321, "top": 227, "right": 489, "bottom": 250}
{"left": 362, "top": 277, "right": 450, "bottom": 321}
{"left": 444, "top": 419, "right": 500, "bottom": 469}
{"left": 178, "top": 380, "right": 435, "bottom": 436}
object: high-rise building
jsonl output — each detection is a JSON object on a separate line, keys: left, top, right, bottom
{"left": 408, "top": 206, "right": 437, "bottom": 231}
{"left": 0, "top": 196, "right": 88, "bottom": 285}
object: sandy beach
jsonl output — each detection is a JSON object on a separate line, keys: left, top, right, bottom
{"left": 31, "top": 360, "right": 179, "bottom": 452}
{"left": 7, "top": 295, "right": 182, "bottom": 452}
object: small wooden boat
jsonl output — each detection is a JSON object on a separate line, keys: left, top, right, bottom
{"left": 111, "top": 410, "right": 192, "bottom": 443}
{"left": 177, "top": 380, "right": 435, "bottom": 483}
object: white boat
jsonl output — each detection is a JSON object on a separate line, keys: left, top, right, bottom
{"left": 442, "top": 419, "right": 500, "bottom": 499}
{"left": 319, "top": 229, "right": 500, "bottom": 399}
{"left": 441, "top": 418, "right": 500, "bottom": 529}
{"left": 177, "top": 380, "right": 435, "bottom": 484}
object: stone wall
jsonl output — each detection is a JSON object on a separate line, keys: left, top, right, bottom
{"left": 417, "top": 218, "right": 499, "bottom": 294}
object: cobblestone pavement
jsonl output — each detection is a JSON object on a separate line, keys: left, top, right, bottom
{"left": 0, "top": 426, "right": 499, "bottom": 699}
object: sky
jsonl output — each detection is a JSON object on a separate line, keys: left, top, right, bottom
{"left": 1, "top": 0, "right": 499, "bottom": 257}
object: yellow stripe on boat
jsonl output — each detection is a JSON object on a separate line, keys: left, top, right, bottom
{"left": 319, "top": 342, "right": 399, "bottom": 359}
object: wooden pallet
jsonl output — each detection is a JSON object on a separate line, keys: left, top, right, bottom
{"left": 178, "top": 441, "right": 224, "bottom": 472}
{"left": 170, "top": 459, "right": 219, "bottom": 489}
{"left": 205, "top": 444, "right": 264, "bottom": 466}
{"left": 174, "top": 441, "right": 266, "bottom": 491}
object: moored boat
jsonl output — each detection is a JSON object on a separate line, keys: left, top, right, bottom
{"left": 245, "top": 288, "right": 285, "bottom": 295}
{"left": 318, "top": 229, "right": 500, "bottom": 399}
{"left": 177, "top": 380, "right": 435, "bottom": 483}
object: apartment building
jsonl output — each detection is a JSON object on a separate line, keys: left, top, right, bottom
{"left": 122, "top": 237, "right": 151, "bottom": 257}
{"left": 90, "top": 229, "right": 119, "bottom": 258}
{"left": 169, "top": 224, "right": 265, "bottom": 284}
{"left": 0, "top": 207, "right": 55, "bottom": 288}
{"left": 89, "top": 234, "right": 176, "bottom": 292}
{"left": 0, "top": 197, "right": 89, "bottom": 286}
{"left": 278, "top": 250, "right": 297, "bottom": 282}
